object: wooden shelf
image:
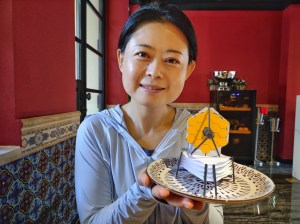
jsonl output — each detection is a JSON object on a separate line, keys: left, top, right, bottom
{"left": 230, "top": 130, "right": 251, "bottom": 134}
{"left": 219, "top": 106, "right": 251, "bottom": 111}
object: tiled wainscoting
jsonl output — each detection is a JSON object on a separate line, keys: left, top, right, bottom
{"left": 0, "top": 112, "right": 80, "bottom": 224}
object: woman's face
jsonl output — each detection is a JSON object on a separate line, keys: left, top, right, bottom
{"left": 117, "top": 22, "right": 195, "bottom": 107}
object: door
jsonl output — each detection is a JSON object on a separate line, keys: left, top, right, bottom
{"left": 75, "top": 0, "right": 105, "bottom": 122}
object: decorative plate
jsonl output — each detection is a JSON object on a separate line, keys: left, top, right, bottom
{"left": 147, "top": 158, "right": 275, "bottom": 204}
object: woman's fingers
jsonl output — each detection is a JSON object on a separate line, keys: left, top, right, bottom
{"left": 152, "top": 185, "right": 204, "bottom": 210}
{"left": 138, "top": 168, "right": 205, "bottom": 211}
{"left": 152, "top": 185, "right": 192, "bottom": 208}
{"left": 137, "top": 168, "right": 151, "bottom": 186}
{"left": 152, "top": 184, "right": 170, "bottom": 198}
{"left": 192, "top": 200, "right": 205, "bottom": 210}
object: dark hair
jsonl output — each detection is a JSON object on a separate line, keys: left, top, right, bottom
{"left": 117, "top": 4, "right": 197, "bottom": 64}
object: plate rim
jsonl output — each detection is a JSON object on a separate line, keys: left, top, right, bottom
{"left": 147, "top": 157, "right": 275, "bottom": 204}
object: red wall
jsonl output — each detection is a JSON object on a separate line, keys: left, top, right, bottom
{"left": 107, "top": 6, "right": 282, "bottom": 105}
{"left": 1, "top": 0, "right": 298, "bottom": 158}
{"left": 278, "top": 5, "right": 300, "bottom": 160}
{"left": 180, "top": 10, "right": 281, "bottom": 104}
{"left": 0, "top": 0, "right": 76, "bottom": 145}
{"left": 0, "top": 0, "right": 22, "bottom": 145}
{"left": 13, "top": 1, "right": 76, "bottom": 118}
{"left": 105, "top": 0, "right": 129, "bottom": 104}
{"left": 106, "top": 3, "right": 300, "bottom": 160}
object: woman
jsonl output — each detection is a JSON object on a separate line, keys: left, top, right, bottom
{"left": 75, "top": 1, "right": 223, "bottom": 223}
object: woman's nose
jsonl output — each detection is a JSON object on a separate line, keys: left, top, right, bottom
{"left": 146, "top": 60, "right": 163, "bottom": 78}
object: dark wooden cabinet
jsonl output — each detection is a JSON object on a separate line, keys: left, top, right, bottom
{"left": 210, "top": 90, "right": 256, "bottom": 164}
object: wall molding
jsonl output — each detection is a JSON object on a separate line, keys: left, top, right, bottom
{"left": 130, "top": 0, "right": 300, "bottom": 10}
{"left": 21, "top": 111, "right": 81, "bottom": 157}
{"left": 106, "top": 103, "right": 278, "bottom": 112}
{"left": 170, "top": 103, "right": 209, "bottom": 111}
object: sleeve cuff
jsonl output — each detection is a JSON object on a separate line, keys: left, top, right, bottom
{"left": 137, "top": 184, "right": 155, "bottom": 201}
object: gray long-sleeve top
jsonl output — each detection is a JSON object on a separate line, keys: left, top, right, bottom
{"left": 75, "top": 105, "right": 223, "bottom": 224}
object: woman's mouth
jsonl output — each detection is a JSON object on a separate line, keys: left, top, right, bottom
{"left": 140, "top": 84, "right": 164, "bottom": 90}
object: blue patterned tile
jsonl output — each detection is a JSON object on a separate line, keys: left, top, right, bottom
{"left": 0, "top": 137, "right": 77, "bottom": 223}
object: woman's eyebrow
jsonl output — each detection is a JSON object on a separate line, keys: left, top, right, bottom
{"left": 136, "top": 44, "right": 182, "bottom": 55}
{"left": 136, "top": 44, "right": 183, "bottom": 55}
{"left": 135, "top": 44, "right": 153, "bottom": 49}
{"left": 166, "top": 49, "right": 183, "bottom": 55}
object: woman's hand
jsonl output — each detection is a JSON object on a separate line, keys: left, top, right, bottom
{"left": 138, "top": 168, "right": 204, "bottom": 210}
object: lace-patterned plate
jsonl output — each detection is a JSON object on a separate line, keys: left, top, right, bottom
{"left": 147, "top": 158, "right": 275, "bottom": 204}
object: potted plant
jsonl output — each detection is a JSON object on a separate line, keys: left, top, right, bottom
{"left": 232, "top": 78, "right": 246, "bottom": 90}
{"left": 208, "top": 79, "right": 217, "bottom": 91}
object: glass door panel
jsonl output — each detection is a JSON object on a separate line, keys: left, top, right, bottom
{"left": 90, "top": 0, "right": 103, "bottom": 15}
{"left": 75, "top": 42, "right": 82, "bottom": 80}
{"left": 75, "top": 0, "right": 105, "bottom": 121}
{"left": 86, "top": 92, "right": 101, "bottom": 115}
{"left": 75, "top": 0, "right": 81, "bottom": 38}
{"left": 87, "top": 4, "right": 103, "bottom": 53}
{"left": 86, "top": 49, "right": 101, "bottom": 90}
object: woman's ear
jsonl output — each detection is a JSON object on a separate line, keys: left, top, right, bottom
{"left": 117, "top": 49, "right": 124, "bottom": 71}
{"left": 185, "top": 60, "right": 196, "bottom": 80}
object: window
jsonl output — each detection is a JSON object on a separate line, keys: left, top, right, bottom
{"left": 75, "top": 0, "right": 105, "bottom": 121}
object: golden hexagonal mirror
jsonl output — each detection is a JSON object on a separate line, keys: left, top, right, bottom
{"left": 186, "top": 107, "right": 230, "bottom": 155}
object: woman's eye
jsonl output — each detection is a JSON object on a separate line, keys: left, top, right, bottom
{"left": 136, "top": 52, "right": 148, "bottom": 58}
{"left": 166, "top": 58, "right": 179, "bottom": 64}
